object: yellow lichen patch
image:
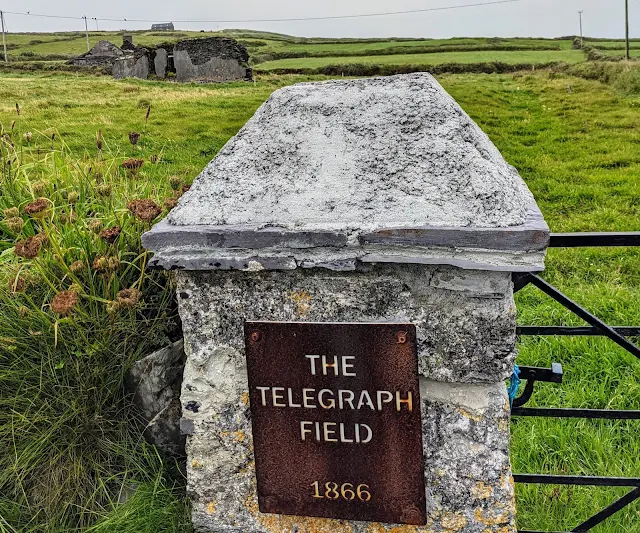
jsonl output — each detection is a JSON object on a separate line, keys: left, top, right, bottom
{"left": 440, "top": 512, "right": 467, "bottom": 531}
{"left": 457, "top": 408, "right": 482, "bottom": 422}
{"left": 497, "top": 418, "right": 509, "bottom": 432}
{"left": 241, "top": 391, "right": 250, "bottom": 406}
{"left": 471, "top": 481, "right": 493, "bottom": 500}
{"left": 206, "top": 501, "right": 216, "bottom": 515}
{"left": 289, "top": 290, "right": 312, "bottom": 318}
{"left": 191, "top": 459, "right": 203, "bottom": 469}
{"left": 246, "top": 493, "right": 354, "bottom": 532}
{"left": 233, "top": 430, "right": 247, "bottom": 443}
{"left": 474, "top": 508, "right": 511, "bottom": 526}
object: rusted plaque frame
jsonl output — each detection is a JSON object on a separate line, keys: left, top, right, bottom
{"left": 244, "top": 321, "right": 426, "bottom": 525}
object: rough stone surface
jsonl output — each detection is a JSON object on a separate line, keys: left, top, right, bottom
{"left": 176, "top": 267, "right": 516, "bottom": 533}
{"left": 176, "top": 265, "right": 515, "bottom": 386}
{"left": 168, "top": 73, "right": 536, "bottom": 230}
{"left": 154, "top": 48, "right": 168, "bottom": 78}
{"left": 113, "top": 51, "right": 150, "bottom": 79}
{"left": 127, "top": 340, "right": 186, "bottom": 456}
{"left": 174, "top": 37, "right": 252, "bottom": 82}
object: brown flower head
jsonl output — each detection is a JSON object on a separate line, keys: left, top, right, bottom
{"left": 15, "top": 236, "right": 42, "bottom": 259}
{"left": 23, "top": 198, "right": 50, "bottom": 218}
{"left": 108, "top": 256, "right": 120, "bottom": 271}
{"left": 169, "top": 176, "right": 182, "bottom": 190}
{"left": 10, "top": 120, "right": 15, "bottom": 131}
{"left": 59, "top": 211, "right": 78, "bottom": 225}
{"left": 128, "top": 132, "right": 140, "bottom": 146}
{"left": 8, "top": 276, "right": 26, "bottom": 294}
{"left": 15, "top": 103, "right": 20, "bottom": 116}
{"left": 51, "top": 290, "right": 79, "bottom": 316}
{"left": 122, "top": 158, "right": 144, "bottom": 172}
{"left": 92, "top": 255, "right": 108, "bottom": 272}
{"left": 88, "top": 219, "right": 103, "bottom": 233}
{"left": 150, "top": 154, "right": 158, "bottom": 164}
{"left": 163, "top": 197, "right": 178, "bottom": 210}
{"left": 128, "top": 199, "right": 162, "bottom": 223}
{"left": 69, "top": 260, "right": 85, "bottom": 273}
{"left": 6, "top": 217, "right": 24, "bottom": 233}
{"left": 100, "top": 226, "right": 121, "bottom": 244}
{"left": 24, "top": 132, "right": 32, "bottom": 143}
{"left": 97, "top": 184, "right": 113, "bottom": 197}
{"left": 32, "top": 182, "right": 47, "bottom": 195}
{"left": 4, "top": 207, "right": 19, "bottom": 218}
{"left": 96, "top": 130, "right": 103, "bottom": 150}
{"left": 116, "top": 288, "right": 142, "bottom": 309}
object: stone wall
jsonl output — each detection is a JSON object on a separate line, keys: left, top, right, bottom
{"left": 176, "top": 265, "right": 517, "bottom": 532}
{"left": 113, "top": 49, "right": 150, "bottom": 80}
{"left": 173, "top": 37, "right": 252, "bottom": 82}
{"left": 67, "top": 40, "right": 123, "bottom": 72}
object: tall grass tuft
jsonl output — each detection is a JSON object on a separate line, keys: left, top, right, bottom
{"left": 0, "top": 122, "right": 188, "bottom": 531}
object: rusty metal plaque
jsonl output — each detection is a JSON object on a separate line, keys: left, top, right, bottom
{"left": 244, "top": 321, "right": 426, "bottom": 525}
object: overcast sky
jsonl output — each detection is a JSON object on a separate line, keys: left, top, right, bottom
{"left": 2, "top": 0, "right": 637, "bottom": 39}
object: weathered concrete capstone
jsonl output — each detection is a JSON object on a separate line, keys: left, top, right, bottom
{"left": 143, "top": 73, "right": 549, "bottom": 533}
{"left": 173, "top": 37, "right": 252, "bottom": 82}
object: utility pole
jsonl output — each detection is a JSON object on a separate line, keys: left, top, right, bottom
{"left": 93, "top": 18, "right": 99, "bottom": 31}
{"left": 578, "top": 11, "right": 584, "bottom": 48}
{"left": 83, "top": 16, "right": 89, "bottom": 52}
{"left": 625, "top": 0, "right": 630, "bottom": 60}
{"left": 1, "top": 11, "right": 8, "bottom": 64}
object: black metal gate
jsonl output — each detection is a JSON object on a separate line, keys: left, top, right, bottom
{"left": 512, "top": 232, "right": 640, "bottom": 533}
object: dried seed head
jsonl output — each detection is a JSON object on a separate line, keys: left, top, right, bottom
{"left": 15, "top": 103, "right": 20, "bottom": 116}
{"left": 23, "top": 198, "right": 50, "bottom": 218}
{"left": 92, "top": 255, "right": 108, "bottom": 272}
{"left": 18, "top": 306, "right": 29, "bottom": 317}
{"left": 32, "top": 182, "right": 47, "bottom": 195}
{"left": 88, "top": 219, "right": 103, "bottom": 233}
{"left": 106, "top": 300, "right": 118, "bottom": 314}
{"left": 51, "top": 290, "right": 79, "bottom": 316}
{"left": 6, "top": 217, "right": 24, "bottom": 233}
{"left": 116, "top": 288, "right": 142, "bottom": 308}
{"left": 100, "top": 226, "right": 121, "bottom": 244}
{"left": 69, "top": 260, "right": 85, "bottom": 273}
{"left": 96, "top": 130, "right": 103, "bottom": 150}
{"left": 145, "top": 105, "right": 151, "bottom": 120}
{"left": 11, "top": 120, "right": 16, "bottom": 130}
{"left": 163, "top": 197, "right": 178, "bottom": 210}
{"left": 4, "top": 207, "right": 19, "bottom": 218}
{"left": 97, "top": 184, "right": 113, "bottom": 197}
{"left": 67, "top": 191, "right": 79, "bottom": 204}
{"left": 15, "top": 236, "right": 42, "bottom": 259}
{"left": 122, "top": 158, "right": 144, "bottom": 172}
{"left": 169, "top": 176, "right": 182, "bottom": 190}
{"left": 59, "top": 211, "right": 78, "bottom": 225}
{"left": 128, "top": 132, "right": 140, "bottom": 146}
{"left": 128, "top": 199, "right": 162, "bottom": 222}
{"left": 150, "top": 154, "right": 158, "bottom": 163}
{"left": 8, "top": 276, "right": 26, "bottom": 294}
{"left": 24, "top": 132, "right": 32, "bottom": 143}
{"left": 108, "top": 256, "right": 120, "bottom": 271}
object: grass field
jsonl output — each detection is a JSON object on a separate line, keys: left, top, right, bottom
{"left": 257, "top": 49, "right": 585, "bottom": 70}
{"left": 1, "top": 67, "right": 639, "bottom": 532}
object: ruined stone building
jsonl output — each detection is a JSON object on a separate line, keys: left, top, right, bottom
{"left": 67, "top": 40, "right": 124, "bottom": 70}
{"left": 69, "top": 35, "right": 252, "bottom": 83}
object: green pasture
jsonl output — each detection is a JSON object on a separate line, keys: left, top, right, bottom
{"left": 257, "top": 50, "right": 585, "bottom": 70}
{"left": 0, "top": 68, "right": 639, "bottom": 532}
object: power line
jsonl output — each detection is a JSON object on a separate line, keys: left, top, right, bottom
{"left": 2, "top": 0, "right": 528, "bottom": 25}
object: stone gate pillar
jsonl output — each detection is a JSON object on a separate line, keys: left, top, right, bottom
{"left": 143, "top": 73, "right": 549, "bottom": 533}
